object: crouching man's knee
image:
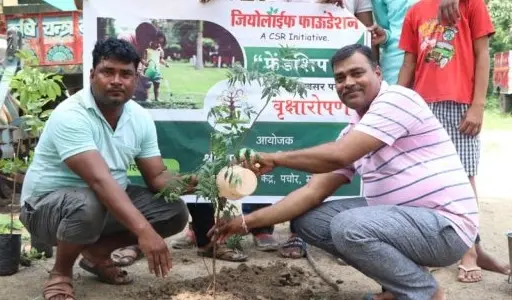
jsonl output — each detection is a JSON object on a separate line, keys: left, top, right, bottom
{"left": 56, "top": 188, "right": 107, "bottom": 245}
{"left": 291, "top": 213, "right": 331, "bottom": 248}
{"left": 21, "top": 188, "right": 107, "bottom": 246}
{"left": 151, "top": 198, "right": 189, "bottom": 238}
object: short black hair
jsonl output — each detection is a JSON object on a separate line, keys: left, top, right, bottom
{"left": 155, "top": 31, "right": 167, "bottom": 46}
{"left": 330, "top": 44, "right": 377, "bottom": 70}
{"left": 92, "top": 37, "right": 140, "bottom": 69}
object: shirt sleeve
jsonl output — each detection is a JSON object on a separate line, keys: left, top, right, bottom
{"left": 398, "top": 8, "right": 418, "bottom": 54}
{"left": 332, "top": 126, "right": 356, "bottom": 181}
{"left": 468, "top": 0, "right": 495, "bottom": 40}
{"left": 354, "top": 92, "right": 423, "bottom": 145}
{"left": 137, "top": 111, "right": 161, "bottom": 158}
{"left": 355, "top": 0, "right": 373, "bottom": 13}
{"left": 46, "top": 110, "right": 98, "bottom": 161}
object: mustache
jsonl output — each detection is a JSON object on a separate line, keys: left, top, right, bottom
{"left": 342, "top": 86, "right": 363, "bottom": 96}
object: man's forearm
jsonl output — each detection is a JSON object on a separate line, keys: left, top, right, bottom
{"left": 245, "top": 185, "right": 321, "bottom": 230}
{"left": 472, "top": 51, "right": 490, "bottom": 108}
{"left": 270, "top": 142, "right": 346, "bottom": 174}
{"left": 90, "top": 177, "right": 153, "bottom": 237}
{"left": 150, "top": 171, "right": 197, "bottom": 194}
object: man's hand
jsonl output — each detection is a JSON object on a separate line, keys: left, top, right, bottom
{"left": 208, "top": 216, "right": 248, "bottom": 243}
{"left": 137, "top": 227, "right": 172, "bottom": 278}
{"left": 368, "top": 24, "right": 387, "bottom": 46}
{"left": 459, "top": 105, "right": 484, "bottom": 136}
{"left": 438, "top": 0, "right": 460, "bottom": 25}
{"left": 237, "top": 148, "right": 276, "bottom": 175}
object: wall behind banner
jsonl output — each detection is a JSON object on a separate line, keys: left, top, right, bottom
{"left": 84, "top": 0, "right": 370, "bottom": 203}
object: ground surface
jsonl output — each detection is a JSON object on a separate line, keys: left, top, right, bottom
{"left": 0, "top": 129, "right": 511, "bottom": 300}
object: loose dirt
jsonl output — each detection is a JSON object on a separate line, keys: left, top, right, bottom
{"left": 132, "top": 261, "right": 343, "bottom": 300}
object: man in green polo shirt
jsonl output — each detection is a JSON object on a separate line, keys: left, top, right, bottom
{"left": 20, "top": 38, "right": 192, "bottom": 300}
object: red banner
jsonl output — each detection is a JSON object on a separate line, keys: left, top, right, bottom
{"left": 6, "top": 11, "right": 83, "bottom": 67}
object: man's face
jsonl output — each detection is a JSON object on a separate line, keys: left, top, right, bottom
{"left": 333, "top": 52, "right": 382, "bottom": 114}
{"left": 90, "top": 58, "right": 137, "bottom": 108}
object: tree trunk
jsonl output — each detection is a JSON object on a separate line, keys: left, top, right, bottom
{"left": 195, "top": 21, "right": 204, "bottom": 70}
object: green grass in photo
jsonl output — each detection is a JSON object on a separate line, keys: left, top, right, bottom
{"left": 140, "top": 62, "right": 227, "bottom": 109}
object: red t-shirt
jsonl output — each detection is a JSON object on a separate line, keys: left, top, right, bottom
{"left": 399, "top": 0, "right": 495, "bottom": 104}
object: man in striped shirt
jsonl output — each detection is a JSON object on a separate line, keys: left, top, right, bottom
{"left": 212, "top": 44, "right": 476, "bottom": 300}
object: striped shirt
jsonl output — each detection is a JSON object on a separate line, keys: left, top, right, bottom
{"left": 335, "top": 81, "right": 478, "bottom": 247}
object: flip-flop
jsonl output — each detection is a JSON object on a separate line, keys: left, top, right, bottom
{"left": 111, "top": 246, "right": 143, "bottom": 267}
{"left": 278, "top": 236, "right": 307, "bottom": 259}
{"left": 79, "top": 258, "right": 133, "bottom": 285}
{"left": 457, "top": 265, "right": 482, "bottom": 283}
{"left": 197, "top": 245, "right": 248, "bottom": 262}
{"left": 253, "top": 234, "right": 279, "bottom": 252}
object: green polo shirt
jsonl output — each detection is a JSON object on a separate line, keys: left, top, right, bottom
{"left": 20, "top": 89, "right": 161, "bottom": 204}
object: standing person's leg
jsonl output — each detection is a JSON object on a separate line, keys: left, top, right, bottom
{"left": 153, "top": 81, "right": 160, "bottom": 101}
{"left": 242, "top": 203, "right": 279, "bottom": 251}
{"left": 188, "top": 202, "right": 247, "bottom": 262}
{"left": 170, "top": 202, "right": 248, "bottom": 262}
{"left": 188, "top": 202, "right": 214, "bottom": 248}
{"left": 293, "top": 199, "right": 468, "bottom": 300}
{"left": 429, "top": 102, "right": 510, "bottom": 282}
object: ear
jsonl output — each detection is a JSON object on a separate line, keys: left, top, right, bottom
{"left": 374, "top": 65, "right": 383, "bottom": 80}
{"left": 89, "top": 68, "right": 94, "bottom": 81}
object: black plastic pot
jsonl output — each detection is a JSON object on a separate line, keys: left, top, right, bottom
{"left": 0, "top": 233, "right": 21, "bottom": 276}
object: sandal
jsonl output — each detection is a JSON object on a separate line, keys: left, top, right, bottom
{"left": 253, "top": 234, "right": 279, "bottom": 252}
{"left": 111, "top": 245, "right": 143, "bottom": 267}
{"left": 278, "top": 235, "right": 306, "bottom": 259}
{"left": 457, "top": 265, "right": 482, "bottom": 283}
{"left": 197, "top": 244, "right": 248, "bottom": 262}
{"left": 43, "top": 272, "right": 75, "bottom": 300}
{"left": 79, "top": 258, "right": 133, "bottom": 285}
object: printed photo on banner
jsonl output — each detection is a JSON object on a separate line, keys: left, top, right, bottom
{"left": 84, "top": 0, "right": 368, "bottom": 202}
{"left": 97, "top": 18, "right": 244, "bottom": 109}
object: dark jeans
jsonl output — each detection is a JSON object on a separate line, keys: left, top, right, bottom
{"left": 187, "top": 203, "right": 215, "bottom": 248}
{"left": 189, "top": 203, "right": 298, "bottom": 247}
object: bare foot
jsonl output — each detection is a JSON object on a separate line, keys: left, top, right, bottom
{"left": 475, "top": 243, "right": 511, "bottom": 275}
{"left": 431, "top": 287, "right": 446, "bottom": 300}
{"left": 457, "top": 246, "right": 482, "bottom": 283}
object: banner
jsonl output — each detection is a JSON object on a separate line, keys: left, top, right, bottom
{"left": 83, "top": 0, "right": 369, "bottom": 203}
{"left": 6, "top": 11, "right": 83, "bottom": 73}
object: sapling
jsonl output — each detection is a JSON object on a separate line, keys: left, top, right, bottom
{"left": 158, "top": 46, "right": 311, "bottom": 297}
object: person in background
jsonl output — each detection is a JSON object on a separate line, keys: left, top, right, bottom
{"left": 140, "top": 31, "right": 169, "bottom": 101}
{"left": 368, "top": 0, "right": 465, "bottom": 84}
{"left": 397, "top": 0, "right": 511, "bottom": 283}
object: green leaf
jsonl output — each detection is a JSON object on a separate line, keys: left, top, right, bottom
{"left": 244, "top": 148, "right": 253, "bottom": 162}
